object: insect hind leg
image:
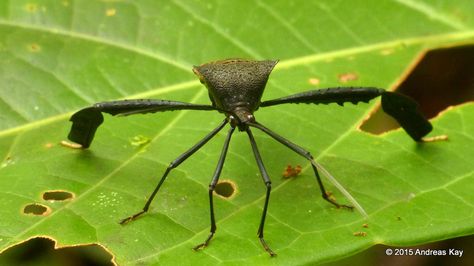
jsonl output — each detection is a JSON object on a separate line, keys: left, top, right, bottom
{"left": 311, "top": 164, "right": 352, "bottom": 209}
{"left": 248, "top": 121, "right": 368, "bottom": 217}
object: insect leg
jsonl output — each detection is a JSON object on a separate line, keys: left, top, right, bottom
{"left": 246, "top": 127, "right": 276, "bottom": 257}
{"left": 248, "top": 121, "right": 360, "bottom": 212}
{"left": 120, "top": 119, "right": 228, "bottom": 225}
{"left": 68, "top": 100, "right": 216, "bottom": 148}
{"left": 260, "top": 88, "right": 432, "bottom": 141}
{"left": 194, "top": 126, "right": 235, "bottom": 251}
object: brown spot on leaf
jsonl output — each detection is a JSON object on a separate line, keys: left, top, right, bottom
{"left": 282, "top": 164, "right": 302, "bottom": 179}
{"left": 308, "top": 78, "right": 320, "bottom": 86}
{"left": 44, "top": 143, "right": 54, "bottom": 148}
{"left": 338, "top": 72, "right": 358, "bottom": 83}
{"left": 27, "top": 43, "right": 41, "bottom": 53}
{"left": 353, "top": 231, "right": 367, "bottom": 237}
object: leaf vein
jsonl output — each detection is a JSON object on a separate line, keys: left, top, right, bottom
{"left": 171, "top": 0, "right": 262, "bottom": 58}
{"left": 393, "top": 0, "right": 469, "bottom": 30}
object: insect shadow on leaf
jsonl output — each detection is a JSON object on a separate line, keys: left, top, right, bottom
{"left": 67, "top": 59, "right": 433, "bottom": 256}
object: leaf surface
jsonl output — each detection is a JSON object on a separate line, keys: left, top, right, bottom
{"left": 0, "top": 1, "right": 473, "bottom": 265}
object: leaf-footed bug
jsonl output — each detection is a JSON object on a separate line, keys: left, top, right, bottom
{"left": 67, "top": 59, "right": 432, "bottom": 256}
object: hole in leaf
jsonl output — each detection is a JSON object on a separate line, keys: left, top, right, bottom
{"left": 23, "top": 204, "right": 50, "bottom": 216}
{"left": 0, "top": 237, "right": 114, "bottom": 266}
{"left": 214, "top": 180, "right": 237, "bottom": 199}
{"left": 42, "top": 190, "right": 74, "bottom": 201}
{"left": 360, "top": 45, "right": 474, "bottom": 135}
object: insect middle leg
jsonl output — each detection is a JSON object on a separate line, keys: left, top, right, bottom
{"left": 246, "top": 127, "right": 276, "bottom": 257}
{"left": 194, "top": 126, "right": 235, "bottom": 251}
{"left": 248, "top": 121, "right": 353, "bottom": 210}
{"left": 120, "top": 119, "right": 228, "bottom": 225}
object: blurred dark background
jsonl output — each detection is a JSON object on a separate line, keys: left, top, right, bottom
{"left": 360, "top": 44, "right": 474, "bottom": 134}
{"left": 0, "top": 235, "right": 471, "bottom": 265}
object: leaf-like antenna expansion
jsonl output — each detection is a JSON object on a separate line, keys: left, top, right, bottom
{"left": 381, "top": 91, "right": 432, "bottom": 141}
{"left": 68, "top": 107, "right": 104, "bottom": 148}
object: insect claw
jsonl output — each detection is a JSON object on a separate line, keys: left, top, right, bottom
{"left": 192, "top": 243, "right": 206, "bottom": 251}
{"left": 259, "top": 237, "right": 277, "bottom": 257}
{"left": 339, "top": 204, "right": 355, "bottom": 211}
{"left": 323, "top": 191, "right": 353, "bottom": 211}
{"left": 119, "top": 217, "right": 133, "bottom": 225}
{"left": 119, "top": 210, "right": 146, "bottom": 225}
{"left": 193, "top": 232, "right": 215, "bottom": 251}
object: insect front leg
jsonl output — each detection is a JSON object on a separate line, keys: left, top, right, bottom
{"left": 194, "top": 126, "right": 235, "bottom": 251}
{"left": 68, "top": 100, "right": 216, "bottom": 148}
{"left": 120, "top": 119, "right": 227, "bottom": 225}
{"left": 246, "top": 128, "right": 276, "bottom": 257}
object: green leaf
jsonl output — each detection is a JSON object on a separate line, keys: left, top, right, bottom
{"left": 1, "top": 1, "right": 473, "bottom": 265}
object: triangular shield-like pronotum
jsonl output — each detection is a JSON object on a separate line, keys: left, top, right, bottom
{"left": 193, "top": 59, "right": 278, "bottom": 112}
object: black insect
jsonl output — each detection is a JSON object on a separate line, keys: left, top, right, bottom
{"left": 67, "top": 59, "right": 432, "bottom": 256}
